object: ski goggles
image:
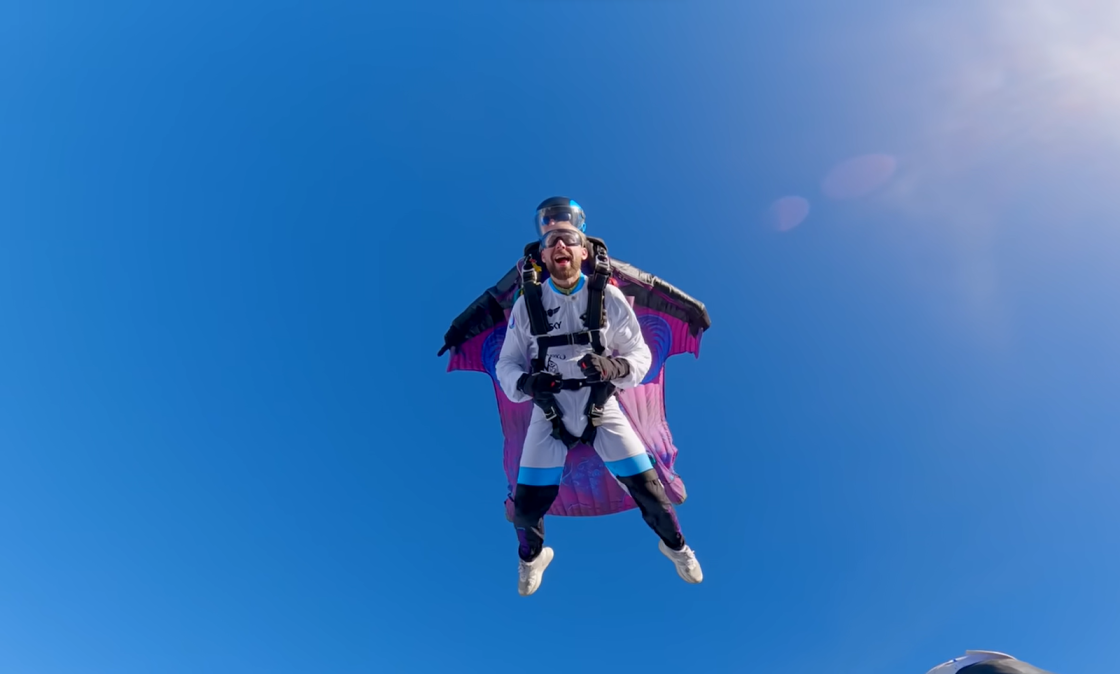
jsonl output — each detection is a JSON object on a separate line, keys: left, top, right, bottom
{"left": 541, "top": 228, "right": 587, "bottom": 249}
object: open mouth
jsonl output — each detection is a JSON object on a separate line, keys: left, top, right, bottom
{"left": 554, "top": 253, "right": 572, "bottom": 265}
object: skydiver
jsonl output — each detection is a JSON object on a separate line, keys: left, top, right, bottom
{"left": 925, "top": 650, "right": 1057, "bottom": 674}
{"left": 494, "top": 225, "right": 703, "bottom": 596}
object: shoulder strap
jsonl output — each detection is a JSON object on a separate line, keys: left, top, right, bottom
{"left": 583, "top": 243, "right": 612, "bottom": 355}
{"left": 520, "top": 255, "right": 551, "bottom": 337}
{"left": 519, "top": 254, "right": 553, "bottom": 373}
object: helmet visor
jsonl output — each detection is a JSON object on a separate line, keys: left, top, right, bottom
{"left": 535, "top": 205, "right": 586, "bottom": 238}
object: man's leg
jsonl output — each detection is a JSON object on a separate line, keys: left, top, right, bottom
{"left": 591, "top": 402, "right": 703, "bottom": 583}
{"left": 511, "top": 482, "right": 558, "bottom": 562}
{"left": 511, "top": 414, "right": 567, "bottom": 595}
{"left": 618, "top": 470, "right": 685, "bottom": 550}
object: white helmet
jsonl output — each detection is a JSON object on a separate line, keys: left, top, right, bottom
{"left": 925, "top": 651, "right": 1018, "bottom": 674}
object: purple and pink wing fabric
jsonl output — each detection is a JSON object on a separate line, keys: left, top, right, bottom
{"left": 441, "top": 244, "right": 711, "bottom": 519}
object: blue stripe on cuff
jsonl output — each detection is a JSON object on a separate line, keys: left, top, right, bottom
{"left": 605, "top": 454, "right": 655, "bottom": 477}
{"left": 517, "top": 466, "right": 564, "bottom": 486}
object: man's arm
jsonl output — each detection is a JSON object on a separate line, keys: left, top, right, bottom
{"left": 437, "top": 264, "right": 521, "bottom": 356}
{"left": 610, "top": 258, "right": 711, "bottom": 337}
{"left": 495, "top": 296, "right": 533, "bottom": 404}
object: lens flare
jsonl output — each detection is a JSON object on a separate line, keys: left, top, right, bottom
{"left": 768, "top": 196, "right": 811, "bottom": 231}
{"left": 821, "top": 153, "right": 898, "bottom": 199}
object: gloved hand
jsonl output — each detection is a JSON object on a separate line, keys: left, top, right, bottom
{"left": 577, "top": 354, "right": 631, "bottom": 383}
{"left": 437, "top": 325, "right": 465, "bottom": 356}
{"left": 517, "top": 371, "right": 563, "bottom": 397}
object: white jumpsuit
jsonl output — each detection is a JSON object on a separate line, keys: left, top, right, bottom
{"left": 496, "top": 274, "right": 654, "bottom": 486}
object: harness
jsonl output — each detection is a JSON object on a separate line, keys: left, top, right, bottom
{"left": 520, "top": 240, "right": 616, "bottom": 449}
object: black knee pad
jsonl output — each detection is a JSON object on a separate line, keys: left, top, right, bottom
{"left": 617, "top": 469, "right": 685, "bottom": 549}
{"left": 617, "top": 470, "right": 671, "bottom": 509}
{"left": 511, "top": 484, "right": 559, "bottom": 528}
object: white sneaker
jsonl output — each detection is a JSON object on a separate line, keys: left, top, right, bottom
{"left": 518, "top": 547, "right": 554, "bottom": 596}
{"left": 659, "top": 540, "right": 703, "bottom": 583}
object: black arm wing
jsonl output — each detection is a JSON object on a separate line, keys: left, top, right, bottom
{"left": 610, "top": 257, "right": 712, "bottom": 337}
{"left": 437, "top": 263, "right": 522, "bottom": 356}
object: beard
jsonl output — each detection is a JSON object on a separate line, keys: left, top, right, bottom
{"left": 545, "top": 253, "right": 582, "bottom": 286}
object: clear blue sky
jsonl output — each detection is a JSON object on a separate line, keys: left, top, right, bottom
{"left": 3, "top": 2, "right": 1117, "bottom": 673}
